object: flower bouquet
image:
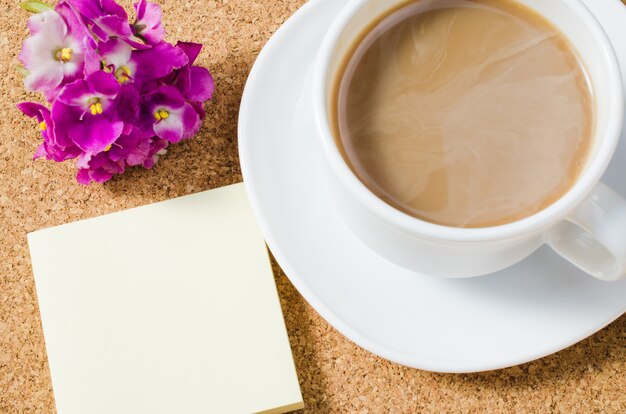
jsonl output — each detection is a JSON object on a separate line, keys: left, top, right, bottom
{"left": 17, "top": 0, "right": 214, "bottom": 184}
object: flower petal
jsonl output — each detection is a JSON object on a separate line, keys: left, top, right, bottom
{"left": 76, "top": 151, "right": 124, "bottom": 185}
{"left": 152, "top": 102, "right": 201, "bottom": 143}
{"left": 100, "top": 161, "right": 124, "bottom": 175}
{"left": 19, "top": 32, "right": 58, "bottom": 70}
{"left": 21, "top": 100, "right": 83, "bottom": 162}
{"left": 181, "top": 102, "right": 202, "bottom": 139}
{"left": 99, "top": 38, "right": 132, "bottom": 69}
{"left": 189, "top": 100, "right": 205, "bottom": 119}
{"left": 24, "top": 61, "right": 64, "bottom": 94}
{"left": 27, "top": 9, "right": 67, "bottom": 39}
{"left": 65, "top": 0, "right": 103, "bottom": 19}
{"left": 131, "top": 42, "right": 188, "bottom": 81}
{"left": 81, "top": 36, "right": 101, "bottom": 75}
{"left": 117, "top": 84, "right": 140, "bottom": 124}
{"left": 16, "top": 102, "right": 49, "bottom": 121}
{"left": 58, "top": 71, "right": 119, "bottom": 112}
{"left": 90, "top": 169, "right": 116, "bottom": 183}
{"left": 66, "top": 0, "right": 126, "bottom": 20}
{"left": 33, "top": 144, "right": 47, "bottom": 160}
{"left": 89, "top": 22, "right": 109, "bottom": 41}
{"left": 143, "top": 138, "right": 168, "bottom": 168}
{"left": 153, "top": 112, "right": 183, "bottom": 143}
{"left": 140, "top": 23, "right": 164, "bottom": 45}
{"left": 76, "top": 168, "right": 92, "bottom": 185}
{"left": 86, "top": 152, "right": 125, "bottom": 176}
{"left": 56, "top": 1, "right": 88, "bottom": 40}
{"left": 125, "top": 138, "right": 150, "bottom": 165}
{"left": 68, "top": 115, "right": 123, "bottom": 153}
{"left": 60, "top": 60, "right": 81, "bottom": 78}
{"left": 175, "top": 42, "right": 202, "bottom": 65}
{"left": 87, "top": 70, "right": 120, "bottom": 98}
{"left": 57, "top": 78, "right": 91, "bottom": 107}
{"left": 50, "top": 100, "right": 82, "bottom": 147}
{"left": 18, "top": 102, "right": 56, "bottom": 160}
{"left": 76, "top": 152, "right": 91, "bottom": 169}
{"left": 187, "top": 66, "right": 214, "bottom": 102}
{"left": 101, "top": 0, "right": 127, "bottom": 19}
{"left": 107, "top": 127, "right": 151, "bottom": 166}
{"left": 135, "top": 0, "right": 161, "bottom": 27}
{"left": 134, "top": 0, "right": 165, "bottom": 44}
{"left": 95, "top": 15, "right": 133, "bottom": 39}
{"left": 143, "top": 85, "right": 186, "bottom": 111}
{"left": 122, "top": 36, "right": 153, "bottom": 50}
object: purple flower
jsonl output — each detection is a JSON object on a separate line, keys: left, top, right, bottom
{"left": 17, "top": 102, "right": 81, "bottom": 161}
{"left": 133, "top": 0, "right": 165, "bottom": 45}
{"left": 53, "top": 70, "right": 124, "bottom": 154}
{"left": 19, "top": 9, "right": 92, "bottom": 99}
{"left": 99, "top": 38, "right": 188, "bottom": 86}
{"left": 140, "top": 85, "right": 201, "bottom": 143}
{"left": 18, "top": 0, "right": 215, "bottom": 185}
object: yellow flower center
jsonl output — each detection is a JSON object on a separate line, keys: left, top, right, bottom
{"left": 39, "top": 121, "right": 47, "bottom": 131}
{"left": 56, "top": 47, "right": 73, "bottom": 62}
{"left": 115, "top": 66, "right": 132, "bottom": 84}
{"left": 104, "top": 144, "right": 112, "bottom": 152}
{"left": 153, "top": 109, "right": 169, "bottom": 121}
{"left": 89, "top": 101, "right": 103, "bottom": 116}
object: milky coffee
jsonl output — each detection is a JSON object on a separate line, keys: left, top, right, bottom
{"left": 334, "top": 0, "right": 594, "bottom": 228}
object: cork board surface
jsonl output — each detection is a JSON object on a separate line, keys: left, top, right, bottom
{"left": 0, "top": 0, "right": 625, "bottom": 412}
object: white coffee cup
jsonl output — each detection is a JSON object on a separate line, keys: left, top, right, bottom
{"left": 313, "top": 0, "right": 626, "bottom": 281}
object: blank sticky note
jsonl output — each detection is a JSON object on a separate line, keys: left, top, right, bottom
{"left": 28, "top": 183, "right": 303, "bottom": 414}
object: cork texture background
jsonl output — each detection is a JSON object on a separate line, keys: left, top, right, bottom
{"left": 1, "top": 0, "right": 625, "bottom": 412}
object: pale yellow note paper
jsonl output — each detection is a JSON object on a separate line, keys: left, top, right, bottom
{"left": 28, "top": 183, "right": 304, "bottom": 414}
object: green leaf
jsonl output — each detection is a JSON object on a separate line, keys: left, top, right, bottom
{"left": 19, "top": 1, "right": 53, "bottom": 13}
{"left": 16, "top": 65, "right": 29, "bottom": 76}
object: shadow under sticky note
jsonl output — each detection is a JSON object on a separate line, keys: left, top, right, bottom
{"left": 28, "top": 183, "right": 304, "bottom": 414}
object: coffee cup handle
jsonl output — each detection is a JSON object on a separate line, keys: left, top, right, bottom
{"left": 547, "top": 182, "right": 626, "bottom": 281}
{"left": 550, "top": 1, "right": 626, "bottom": 281}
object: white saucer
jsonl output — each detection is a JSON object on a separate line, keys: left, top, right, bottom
{"left": 238, "top": 0, "right": 626, "bottom": 373}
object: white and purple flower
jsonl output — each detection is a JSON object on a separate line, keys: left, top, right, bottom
{"left": 19, "top": 8, "right": 93, "bottom": 99}
{"left": 17, "top": 0, "right": 214, "bottom": 185}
